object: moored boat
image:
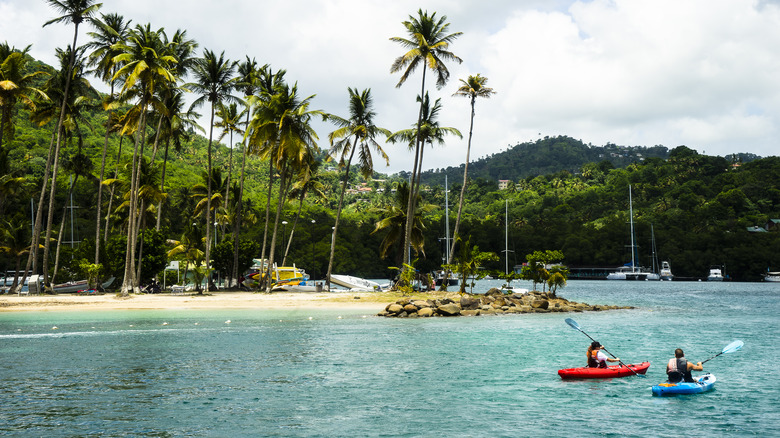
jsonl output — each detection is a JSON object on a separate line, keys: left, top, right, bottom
{"left": 607, "top": 186, "right": 660, "bottom": 281}
{"left": 707, "top": 266, "right": 725, "bottom": 281}
{"left": 651, "top": 373, "right": 716, "bottom": 396}
{"left": 763, "top": 271, "right": 780, "bottom": 282}
{"left": 660, "top": 261, "right": 674, "bottom": 281}
{"left": 558, "top": 362, "right": 650, "bottom": 379}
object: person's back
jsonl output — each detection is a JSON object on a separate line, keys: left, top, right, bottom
{"left": 667, "top": 348, "right": 702, "bottom": 382}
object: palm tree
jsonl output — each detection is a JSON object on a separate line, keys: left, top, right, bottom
{"left": 85, "top": 12, "right": 130, "bottom": 267}
{"left": 448, "top": 74, "right": 495, "bottom": 263}
{"left": 112, "top": 23, "right": 176, "bottom": 295}
{"left": 167, "top": 222, "right": 204, "bottom": 291}
{"left": 187, "top": 49, "right": 238, "bottom": 292}
{"left": 390, "top": 8, "right": 461, "bottom": 266}
{"left": 155, "top": 88, "right": 202, "bottom": 230}
{"left": 372, "top": 181, "right": 431, "bottom": 267}
{"left": 1, "top": 43, "right": 47, "bottom": 169}
{"left": 231, "top": 57, "right": 264, "bottom": 287}
{"left": 246, "top": 82, "right": 325, "bottom": 292}
{"left": 325, "top": 88, "right": 390, "bottom": 290}
{"left": 214, "top": 101, "right": 245, "bottom": 217}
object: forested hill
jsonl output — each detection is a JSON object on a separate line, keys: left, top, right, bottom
{"left": 413, "top": 135, "right": 761, "bottom": 186}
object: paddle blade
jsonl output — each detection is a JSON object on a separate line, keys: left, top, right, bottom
{"left": 722, "top": 340, "right": 744, "bottom": 354}
{"left": 565, "top": 318, "right": 581, "bottom": 331}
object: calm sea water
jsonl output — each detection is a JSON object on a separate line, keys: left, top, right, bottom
{"left": 0, "top": 280, "right": 778, "bottom": 437}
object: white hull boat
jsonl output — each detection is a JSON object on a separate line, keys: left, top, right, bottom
{"left": 330, "top": 275, "right": 383, "bottom": 291}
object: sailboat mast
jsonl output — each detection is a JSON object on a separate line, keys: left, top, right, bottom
{"left": 629, "top": 185, "right": 636, "bottom": 272}
{"left": 505, "top": 199, "right": 509, "bottom": 275}
{"left": 445, "top": 175, "right": 450, "bottom": 264}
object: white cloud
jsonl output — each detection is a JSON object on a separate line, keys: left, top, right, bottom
{"left": 2, "top": 0, "right": 779, "bottom": 175}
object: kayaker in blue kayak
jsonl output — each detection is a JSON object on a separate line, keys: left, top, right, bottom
{"left": 666, "top": 348, "right": 703, "bottom": 382}
{"left": 587, "top": 341, "right": 620, "bottom": 368}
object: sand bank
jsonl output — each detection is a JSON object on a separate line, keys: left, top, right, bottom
{"left": 0, "top": 291, "right": 391, "bottom": 312}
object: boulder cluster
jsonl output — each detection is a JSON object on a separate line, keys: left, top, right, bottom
{"left": 377, "top": 288, "right": 632, "bottom": 318}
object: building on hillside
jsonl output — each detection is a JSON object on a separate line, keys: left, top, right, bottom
{"left": 498, "top": 180, "right": 511, "bottom": 190}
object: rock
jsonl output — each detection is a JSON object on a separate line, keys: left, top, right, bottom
{"left": 437, "top": 303, "right": 461, "bottom": 316}
{"left": 413, "top": 300, "right": 431, "bottom": 308}
{"left": 404, "top": 303, "right": 418, "bottom": 314}
{"left": 387, "top": 303, "right": 403, "bottom": 314}
{"left": 461, "top": 309, "right": 481, "bottom": 316}
{"left": 460, "top": 296, "right": 480, "bottom": 310}
{"left": 418, "top": 307, "right": 434, "bottom": 317}
{"left": 531, "top": 299, "right": 549, "bottom": 310}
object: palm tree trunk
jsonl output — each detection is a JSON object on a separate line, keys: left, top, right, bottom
{"left": 402, "top": 68, "right": 428, "bottom": 266}
{"left": 135, "top": 200, "right": 146, "bottom": 285}
{"left": 282, "top": 188, "right": 307, "bottom": 267}
{"left": 326, "top": 139, "right": 357, "bottom": 290}
{"left": 105, "top": 134, "right": 123, "bottom": 241}
{"left": 265, "top": 166, "right": 289, "bottom": 293}
{"left": 204, "top": 103, "right": 216, "bottom": 294}
{"left": 42, "top": 23, "right": 81, "bottom": 289}
{"left": 231, "top": 116, "right": 250, "bottom": 287}
{"left": 156, "top": 137, "right": 170, "bottom": 231}
{"left": 223, "top": 131, "right": 233, "bottom": 243}
{"left": 94, "top": 81, "right": 115, "bottom": 266}
{"left": 121, "top": 95, "right": 147, "bottom": 296}
{"left": 16, "top": 129, "right": 56, "bottom": 293}
{"left": 449, "top": 96, "right": 476, "bottom": 263}
{"left": 258, "top": 156, "right": 275, "bottom": 289}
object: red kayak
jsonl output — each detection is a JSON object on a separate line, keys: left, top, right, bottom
{"left": 558, "top": 362, "right": 651, "bottom": 379}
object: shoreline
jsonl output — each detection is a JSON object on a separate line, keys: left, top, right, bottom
{"left": 0, "top": 291, "right": 389, "bottom": 313}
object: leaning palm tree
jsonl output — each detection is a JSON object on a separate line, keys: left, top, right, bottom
{"left": 448, "top": 74, "right": 495, "bottom": 263}
{"left": 326, "top": 88, "right": 390, "bottom": 290}
{"left": 85, "top": 12, "right": 131, "bottom": 267}
{"left": 112, "top": 23, "right": 176, "bottom": 295}
{"left": 390, "top": 8, "right": 462, "bottom": 266}
{"left": 282, "top": 157, "right": 325, "bottom": 266}
{"left": 187, "top": 49, "right": 238, "bottom": 293}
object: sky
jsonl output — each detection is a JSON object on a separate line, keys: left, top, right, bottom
{"left": 2, "top": 0, "right": 780, "bottom": 175}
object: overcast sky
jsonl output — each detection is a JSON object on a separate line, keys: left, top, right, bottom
{"left": 3, "top": 0, "right": 780, "bottom": 175}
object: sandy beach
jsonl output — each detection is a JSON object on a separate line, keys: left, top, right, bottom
{"left": 0, "top": 291, "right": 394, "bottom": 312}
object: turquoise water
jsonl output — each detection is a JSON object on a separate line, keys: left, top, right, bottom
{"left": 1, "top": 281, "right": 778, "bottom": 437}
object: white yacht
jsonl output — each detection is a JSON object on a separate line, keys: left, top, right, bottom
{"left": 606, "top": 185, "right": 660, "bottom": 281}
{"left": 659, "top": 261, "right": 674, "bottom": 281}
{"left": 707, "top": 266, "right": 725, "bottom": 281}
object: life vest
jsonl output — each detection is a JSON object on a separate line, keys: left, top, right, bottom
{"left": 588, "top": 349, "right": 605, "bottom": 368}
{"left": 667, "top": 357, "right": 693, "bottom": 382}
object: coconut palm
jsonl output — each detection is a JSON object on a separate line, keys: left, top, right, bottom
{"left": 187, "top": 49, "right": 238, "bottom": 292}
{"left": 0, "top": 43, "right": 47, "bottom": 169}
{"left": 0, "top": 218, "right": 30, "bottom": 290}
{"left": 85, "top": 12, "right": 131, "bottom": 267}
{"left": 390, "top": 8, "right": 461, "bottom": 266}
{"left": 214, "top": 101, "right": 245, "bottom": 215}
{"left": 230, "top": 57, "right": 264, "bottom": 286}
{"left": 112, "top": 23, "right": 176, "bottom": 295}
{"left": 448, "top": 74, "right": 495, "bottom": 263}
{"left": 155, "top": 88, "right": 202, "bottom": 230}
{"left": 246, "top": 82, "right": 325, "bottom": 292}
{"left": 325, "top": 88, "right": 390, "bottom": 289}
{"left": 372, "top": 181, "right": 431, "bottom": 267}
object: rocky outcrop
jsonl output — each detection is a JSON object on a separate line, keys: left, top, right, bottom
{"left": 377, "top": 288, "right": 633, "bottom": 318}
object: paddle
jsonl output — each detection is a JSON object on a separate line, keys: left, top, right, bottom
{"left": 700, "top": 340, "right": 744, "bottom": 365}
{"left": 564, "top": 317, "right": 646, "bottom": 378}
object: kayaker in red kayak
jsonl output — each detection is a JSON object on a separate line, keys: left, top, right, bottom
{"left": 587, "top": 341, "right": 620, "bottom": 368}
{"left": 666, "top": 348, "right": 703, "bottom": 382}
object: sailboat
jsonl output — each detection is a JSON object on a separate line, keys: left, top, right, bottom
{"left": 606, "top": 185, "right": 660, "bottom": 281}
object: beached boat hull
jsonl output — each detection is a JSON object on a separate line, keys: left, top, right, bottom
{"left": 558, "top": 362, "right": 650, "bottom": 379}
{"left": 651, "top": 373, "right": 716, "bottom": 396}
{"left": 330, "top": 274, "right": 382, "bottom": 291}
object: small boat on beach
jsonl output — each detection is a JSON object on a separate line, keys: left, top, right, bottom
{"left": 53, "top": 277, "right": 115, "bottom": 294}
{"left": 558, "top": 362, "right": 651, "bottom": 379}
{"left": 330, "top": 274, "right": 384, "bottom": 291}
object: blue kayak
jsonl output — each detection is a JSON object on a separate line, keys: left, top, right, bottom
{"left": 651, "top": 373, "right": 716, "bottom": 396}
